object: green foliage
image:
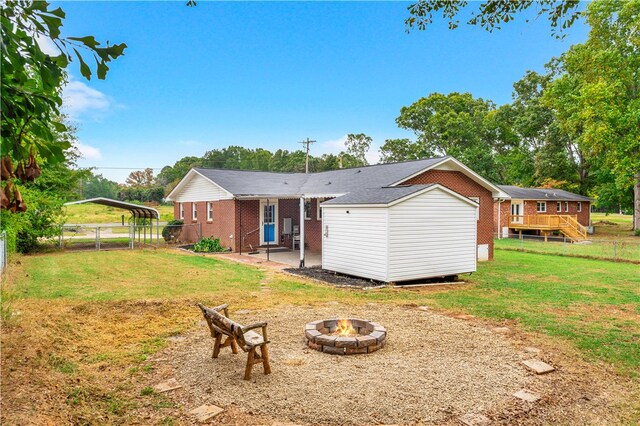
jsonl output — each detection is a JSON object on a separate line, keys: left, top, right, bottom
{"left": 406, "top": 0, "right": 582, "bottom": 38}
{"left": 0, "top": 147, "right": 84, "bottom": 253}
{"left": 343, "top": 133, "right": 372, "bottom": 166}
{"left": 81, "top": 174, "right": 119, "bottom": 199}
{"left": 1, "top": 1, "right": 126, "bottom": 209}
{"left": 192, "top": 237, "right": 226, "bottom": 253}
{"left": 162, "top": 219, "right": 183, "bottom": 242}
{"left": 117, "top": 185, "right": 164, "bottom": 204}
{"left": 544, "top": 0, "right": 640, "bottom": 228}
{"left": 388, "top": 92, "right": 503, "bottom": 182}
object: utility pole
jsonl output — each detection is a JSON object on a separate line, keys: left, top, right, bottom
{"left": 299, "top": 137, "right": 316, "bottom": 173}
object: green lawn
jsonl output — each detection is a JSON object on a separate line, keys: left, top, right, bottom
{"left": 2, "top": 249, "right": 639, "bottom": 423}
{"left": 495, "top": 237, "right": 640, "bottom": 262}
{"left": 6, "top": 249, "right": 640, "bottom": 374}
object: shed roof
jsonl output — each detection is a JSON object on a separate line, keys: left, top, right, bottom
{"left": 64, "top": 197, "right": 160, "bottom": 219}
{"left": 498, "top": 186, "right": 591, "bottom": 202}
{"left": 322, "top": 185, "right": 436, "bottom": 205}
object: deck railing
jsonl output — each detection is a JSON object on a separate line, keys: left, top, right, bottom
{"left": 508, "top": 214, "right": 587, "bottom": 240}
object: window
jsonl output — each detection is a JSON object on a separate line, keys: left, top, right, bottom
{"left": 192, "top": 202, "right": 197, "bottom": 220}
{"left": 557, "top": 202, "right": 562, "bottom": 212}
{"left": 179, "top": 203, "right": 184, "bottom": 220}
{"left": 304, "top": 200, "right": 312, "bottom": 220}
{"left": 577, "top": 202, "right": 581, "bottom": 212}
{"left": 564, "top": 201, "right": 569, "bottom": 212}
{"left": 536, "top": 201, "right": 547, "bottom": 213}
{"left": 469, "top": 197, "right": 480, "bottom": 220}
{"left": 207, "top": 202, "right": 213, "bottom": 221}
{"left": 317, "top": 198, "right": 325, "bottom": 220}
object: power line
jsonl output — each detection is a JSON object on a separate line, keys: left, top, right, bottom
{"left": 79, "top": 166, "right": 165, "bottom": 170}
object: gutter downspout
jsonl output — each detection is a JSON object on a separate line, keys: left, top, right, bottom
{"left": 497, "top": 199, "right": 503, "bottom": 239}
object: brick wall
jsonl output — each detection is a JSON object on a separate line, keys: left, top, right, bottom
{"left": 173, "top": 200, "right": 237, "bottom": 248}
{"left": 236, "top": 200, "right": 259, "bottom": 252}
{"left": 403, "top": 170, "right": 494, "bottom": 260}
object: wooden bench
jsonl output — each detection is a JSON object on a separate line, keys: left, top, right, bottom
{"left": 197, "top": 303, "right": 271, "bottom": 380}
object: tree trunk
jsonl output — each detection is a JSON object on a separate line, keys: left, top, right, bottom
{"left": 634, "top": 171, "right": 640, "bottom": 231}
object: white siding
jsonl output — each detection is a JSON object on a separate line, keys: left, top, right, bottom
{"left": 387, "top": 187, "right": 477, "bottom": 282}
{"left": 322, "top": 208, "right": 388, "bottom": 282}
{"left": 173, "top": 173, "right": 232, "bottom": 202}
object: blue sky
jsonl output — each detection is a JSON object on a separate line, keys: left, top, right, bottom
{"left": 55, "top": 1, "right": 588, "bottom": 183}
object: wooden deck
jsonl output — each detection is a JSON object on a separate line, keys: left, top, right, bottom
{"left": 509, "top": 215, "right": 587, "bottom": 241}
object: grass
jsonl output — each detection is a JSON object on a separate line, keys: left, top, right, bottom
{"left": 64, "top": 203, "right": 174, "bottom": 224}
{"left": 2, "top": 249, "right": 639, "bottom": 423}
{"left": 495, "top": 237, "right": 639, "bottom": 262}
{"left": 591, "top": 212, "right": 637, "bottom": 242}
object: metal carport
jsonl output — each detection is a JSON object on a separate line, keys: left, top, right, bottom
{"left": 63, "top": 197, "right": 161, "bottom": 248}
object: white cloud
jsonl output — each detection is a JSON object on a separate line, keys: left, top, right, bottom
{"left": 35, "top": 33, "right": 60, "bottom": 56}
{"left": 74, "top": 141, "right": 102, "bottom": 160}
{"left": 317, "top": 134, "right": 348, "bottom": 154}
{"left": 62, "top": 76, "right": 112, "bottom": 120}
{"left": 316, "top": 134, "right": 381, "bottom": 164}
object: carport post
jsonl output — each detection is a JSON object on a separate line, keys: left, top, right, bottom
{"left": 299, "top": 197, "right": 305, "bottom": 268}
{"left": 156, "top": 218, "right": 159, "bottom": 246}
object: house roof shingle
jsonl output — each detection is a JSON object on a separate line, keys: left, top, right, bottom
{"left": 498, "top": 185, "right": 591, "bottom": 201}
{"left": 321, "top": 184, "right": 436, "bottom": 205}
{"left": 194, "top": 157, "right": 447, "bottom": 197}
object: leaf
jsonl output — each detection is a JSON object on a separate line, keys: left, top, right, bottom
{"left": 48, "top": 7, "right": 66, "bottom": 18}
{"left": 73, "top": 48, "right": 91, "bottom": 80}
{"left": 39, "top": 14, "right": 62, "bottom": 39}
{"left": 68, "top": 36, "right": 99, "bottom": 49}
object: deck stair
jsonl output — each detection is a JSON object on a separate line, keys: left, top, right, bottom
{"left": 509, "top": 215, "right": 587, "bottom": 242}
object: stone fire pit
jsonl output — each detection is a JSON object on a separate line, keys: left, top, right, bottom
{"left": 304, "top": 318, "right": 386, "bottom": 355}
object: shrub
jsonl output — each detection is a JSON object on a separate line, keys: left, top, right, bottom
{"left": 192, "top": 237, "right": 226, "bottom": 253}
{"left": 162, "top": 219, "right": 183, "bottom": 242}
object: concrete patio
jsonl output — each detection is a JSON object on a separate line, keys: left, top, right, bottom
{"left": 239, "top": 248, "right": 322, "bottom": 268}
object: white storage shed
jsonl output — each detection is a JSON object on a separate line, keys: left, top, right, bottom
{"left": 321, "top": 184, "right": 478, "bottom": 283}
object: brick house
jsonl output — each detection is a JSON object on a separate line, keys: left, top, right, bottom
{"left": 494, "top": 186, "right": 592, "bottom": 241}
{"left": 166, "top": 156, "right": 509, "bottom": 271}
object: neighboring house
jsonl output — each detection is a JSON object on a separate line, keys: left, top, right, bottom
{"left": 494, "top": 186, "right": 592, "bottom": 242}
{"left": 166, "top": 156, "right": 509, "bottom": 280}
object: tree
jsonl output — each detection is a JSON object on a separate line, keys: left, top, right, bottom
{"left": 125, "top": 168, "right": 155, "bottom": 187}
{"left": 1, "top": 1, "right": 126, "bottom": 211}
{"left": 406, "top": 1, "right": 582, "bottom": 38}
{"left": 544, "top": 0, "right": 640, "bottom": 229}
{"left": 82, "top": 174, "right": 119, "bottom": 199}
{"left": 380, "top": 138, "right": 430, "bottom": 163}
{"left": 0, "top": 144, "right": 87, "bottom": 253}
{"left": 392, "top": 92, "right": 502, "bottom": 182}
{"left": 344, "top": 133, "right": 372, "bottom": 166}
